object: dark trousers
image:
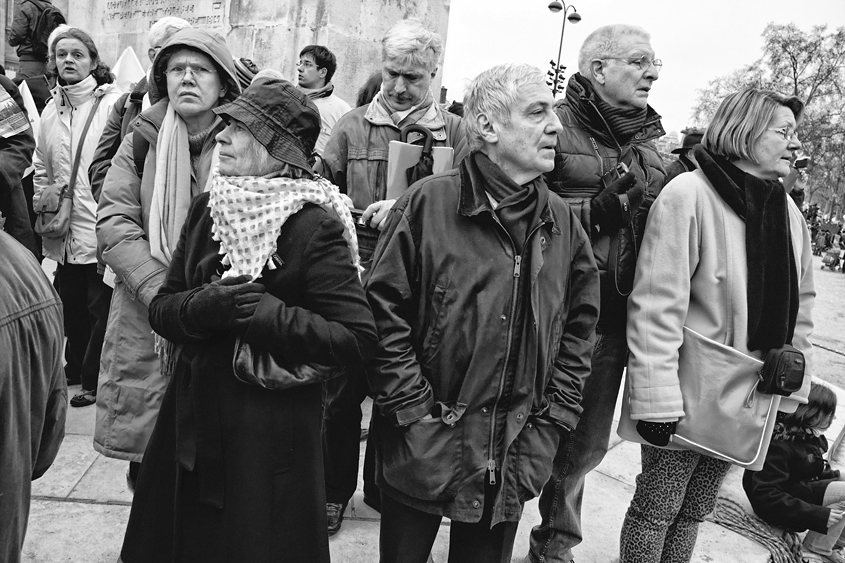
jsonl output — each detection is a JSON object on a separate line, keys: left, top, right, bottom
{"left": 15, "top": 60, "right": 47, "bottom": 80}
{"left": 379, "top": 486, "right": 519, "bottom": 563}
{"left": 56, "top": 262, "right": 112, "bottom": 390}
{"left": 322, "top": 365, "right": 378, "bottom": 504}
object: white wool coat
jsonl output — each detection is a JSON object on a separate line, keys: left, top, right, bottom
{"left": 626, "top": 168, "right": 815, "bottom": 420}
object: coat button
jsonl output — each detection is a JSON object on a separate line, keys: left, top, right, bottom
{"left": 450, "top": 423, "right": 456, "bottom": 428}
{"left": 516, "top": 413, "right": 524, "bottom": 421}
{"left": 500, "top": 315, "right": 507, "bottom": 322}
{"left": 472, "top": 500, "right": 480, "bottom": 508}
{"left": 540, "top": 236, "right": 546, "bottom": 245}
{"left": 446, "top": 414, "right": 455, "bottom": 422}
{"left": 481, "top": 407, "right": 489, "bottom": 414}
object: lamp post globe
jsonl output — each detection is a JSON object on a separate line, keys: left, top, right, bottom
{"left": 548, "top": 1, "right": 580, "bottom": 96}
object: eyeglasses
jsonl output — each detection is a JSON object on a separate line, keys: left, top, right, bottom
{"left": 297, "top": 60, "right": 316, "bottom": 68}
{"left": 603, "top": 56, "right": 663, "bottom": 71}
{"left": 768, "top": 127, "right": 799, "bottom": 141}
{"left": 164, "top": 64, "right": 217, "bottom": 80}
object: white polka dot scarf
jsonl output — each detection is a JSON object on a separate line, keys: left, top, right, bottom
{"left": 208, "top": 169, "right": 362, "bottom": 281}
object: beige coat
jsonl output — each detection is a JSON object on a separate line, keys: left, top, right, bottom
{"left": 626, "top": 168, "right": 815, "bottom": 420}
{"left": 94, "top": 100, "right": 223, "bottom": 461}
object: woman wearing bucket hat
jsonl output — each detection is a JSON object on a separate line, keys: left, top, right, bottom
{"left": 94, "top": 28, "right": 240, "bottom": 491}
{"left": 119, "top": 74, "right": 377, "bottom": 563}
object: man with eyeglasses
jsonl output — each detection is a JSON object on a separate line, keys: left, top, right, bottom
{"left": 525, "top": 24, "right": 667, "bottom": 563}
{"left": 296, "top": 45, "right": 351, "bottom": 156}
{"left": 319, "top": 18, "right": 467, "bottom": 537}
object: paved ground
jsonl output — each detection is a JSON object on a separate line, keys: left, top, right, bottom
{"left": 19, "top": 253, "right": 845, "bottom": 563}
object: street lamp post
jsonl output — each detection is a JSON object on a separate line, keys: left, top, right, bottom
{"left": 546, "top": 0, "right": 581, "bottom": 96}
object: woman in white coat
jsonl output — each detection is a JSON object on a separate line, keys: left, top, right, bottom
{"left": 33, "top": 28, "right": 122, "bottom": 408}
{"left": 619, "top": 88, "right": 815, "bottom": 563}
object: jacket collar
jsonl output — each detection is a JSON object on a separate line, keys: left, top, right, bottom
{"left": 563, "top": 73, "right": 665, "bottom": 148}
{"left": 457, "top": 154, "right": 559, "bottom": 234}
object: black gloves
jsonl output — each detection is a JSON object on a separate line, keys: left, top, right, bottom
{"left": 182, "top": 275, "right": 265, "bottom": 334}
{"left": 636, "top": 420, "right": 677, "bottom": 447}
{"left": 590, "top": 171, "right": 646, "bottom": 235}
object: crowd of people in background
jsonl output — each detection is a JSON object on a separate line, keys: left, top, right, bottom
{"left": 1, "top": 3, "right": 835, "bottom": 563}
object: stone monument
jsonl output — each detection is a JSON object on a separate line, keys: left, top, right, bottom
{"left": 68, "top": 0, "right": 451, "bottom": 104}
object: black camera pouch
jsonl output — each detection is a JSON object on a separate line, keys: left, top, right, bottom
{"left": 757, "top": 345, "right": 805, "bottom": 396}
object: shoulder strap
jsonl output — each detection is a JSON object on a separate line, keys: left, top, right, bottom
{"left": 133, "top": 129, "right": 150, "bottom": 180}
{"left": 67, "top": 94, "right": 103, "bottom": 198}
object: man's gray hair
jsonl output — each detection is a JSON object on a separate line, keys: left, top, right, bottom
{"left": 463, "top": 64, "right": 547, "bottom": 152}
{"left": 578, "top": 24, "right": 650, "bottom": 76}
{"left": 382, "top": 18, "right": 442, "bottom": 72}
{"left": 148, "top": 17, "right": 192, "bottom": 49}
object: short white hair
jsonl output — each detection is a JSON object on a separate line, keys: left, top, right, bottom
{"left": 381, "top": 18, "right": 442, "bottom": 72}
{"left": 148, "top": 17, "right": 191, "bottom": 49}
{"left": 47, "top": 24, "right": 70, "bottom": 58}
{"left": 463, "top": 64, "right": 547, "bottom": 152}
{"left": 578, "top": 24, "right": 650, "bottom": 76}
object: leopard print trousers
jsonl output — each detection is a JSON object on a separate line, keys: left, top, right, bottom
{"left": 619, "top": 445, "right": 731, "bottom": 563}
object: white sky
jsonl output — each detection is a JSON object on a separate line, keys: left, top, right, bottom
{"left": 442, "top": 0, "right": 845, "bottom": 136}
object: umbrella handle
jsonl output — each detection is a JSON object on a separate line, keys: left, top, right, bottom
{"left": 400, "top": 124, "right": 434, "bottom": 154}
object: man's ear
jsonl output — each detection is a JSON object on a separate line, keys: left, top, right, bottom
{"left": 219, "top": 82, "right": 229, "bottom": 99}
{"left": 477, "top": 113, "right": 498, "bottom": 144}
{"left": 318, "top": 67, "right": 328, "bottom": 81}
{"left": 589, "top": 59, "right": 607, "bottom": 86}
{"left": 431, "top": 65, "right": 439, "bottom": 79}
{"left": 148, "top": 48, "right": 157, "bottom": 64}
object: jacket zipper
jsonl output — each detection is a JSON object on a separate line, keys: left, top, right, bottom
{"left": 486, "top": 222, "right": 544, "bottom": 487}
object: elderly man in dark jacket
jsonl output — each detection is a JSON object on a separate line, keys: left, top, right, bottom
{"left": 528, "top": 23, "right": 667, "bottom": 563}
{"left": 365, "top": 63, "right": 599, "bottom": 563}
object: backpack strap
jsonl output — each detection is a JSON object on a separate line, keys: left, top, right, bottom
{"left": 133, "top": 128, "right": 150, "bottom": 181}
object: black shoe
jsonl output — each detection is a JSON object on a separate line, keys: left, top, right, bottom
{"left": 70, "top": 389, "right": 96, "bottom": 407}
{"left": 327, "top": 502, "right": 346, "bottom": 536}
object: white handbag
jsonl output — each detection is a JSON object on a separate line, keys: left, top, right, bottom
{"left": 618, "top": 325, "right": 778, "bottom": 471}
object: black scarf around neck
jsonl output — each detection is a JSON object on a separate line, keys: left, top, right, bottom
{"left": 568, "top": 73, "right": 648, "bottom": 148}
{"left": 693, "top": 145, "right": 799, "bottom": 352}
{"left": 472, "top": 152, "right": 546, "bottom": 250}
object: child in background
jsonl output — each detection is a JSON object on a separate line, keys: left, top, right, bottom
{"left": 744, "top": 383, "right": 845, "bottom": 563}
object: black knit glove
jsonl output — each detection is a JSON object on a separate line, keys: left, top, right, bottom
{"left": 636, "top": 420, "right": 677, "bottom": 447}
{"left": 590, "top": 171, "right": 646, "bottom": 235}
{"left": 183, "top": 275, "right": 265, "bottom": 334}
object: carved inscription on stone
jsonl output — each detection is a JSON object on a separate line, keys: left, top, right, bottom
{"left": 104, "top": 0, "right": 225, "bottom": 29}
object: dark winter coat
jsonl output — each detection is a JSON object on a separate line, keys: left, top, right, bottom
{"left": 120, "top": 193, "right": 378, "bottom": 563}
{"left": 365, "top": 158, "right": 600, "bottom": 525}
{"left": 547, "top": 76, "right": 665, "bottom": 330}
{"left": 0, "top": 75, "right": 37, "bottom": 255}
{"left": 743, "top": 427, "right": 840, "bottom": 533}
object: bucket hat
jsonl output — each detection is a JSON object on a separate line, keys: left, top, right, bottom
{"left": 213, "top": 75, "right": 321, "bottom": 173}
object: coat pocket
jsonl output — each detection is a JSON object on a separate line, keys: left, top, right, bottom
{"left": 381, "top": 415, "right": 463, "bottom": 502}
{"left": 515, "top": 416, "right": 561, "bottom": 502}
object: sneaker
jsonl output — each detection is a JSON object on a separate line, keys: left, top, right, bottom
{"left": 70, "top": 389, "right": 96, "bottom": 408}
{"left": 327, "top": 502, "right": 346, "bottom": 537}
